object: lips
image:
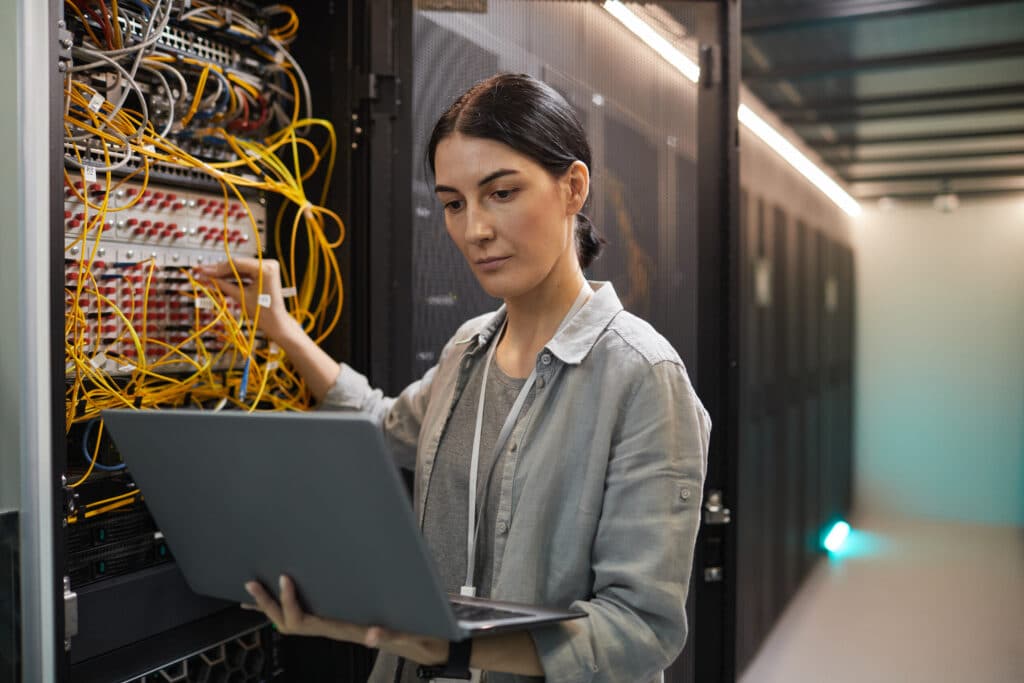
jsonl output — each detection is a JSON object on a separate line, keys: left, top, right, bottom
{"left": 474, "top": 255, "right": 511, "bottom": 272}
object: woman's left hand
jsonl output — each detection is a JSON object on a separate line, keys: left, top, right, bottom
{"left": 243, "top": 575, "right": 450, "bottom": 666}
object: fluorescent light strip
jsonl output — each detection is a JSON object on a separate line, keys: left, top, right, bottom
{"left": 603, "top": 1, "right": 700, "bottom": 83}
{"left": 739, "top": 105, "right": 862, "bottom": 216}
{"left": 603, "top": 1, "right": 862, "bottom": 217}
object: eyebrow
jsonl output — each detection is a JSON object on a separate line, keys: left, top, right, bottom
{"left": 434, "top": 168, "right": 520, "bottom": 194}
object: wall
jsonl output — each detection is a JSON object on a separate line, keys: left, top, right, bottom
{"left": 855, "top": 197, "right": 1024, "bottom": 526}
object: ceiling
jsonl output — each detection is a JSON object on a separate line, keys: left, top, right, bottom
{"left": 738, "top": 0, "right": 1024, "bottom": 202}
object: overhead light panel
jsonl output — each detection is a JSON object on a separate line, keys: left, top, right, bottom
{"left": 603, "top": 1, "right": 700, "bottom": 83}
{"left": 739, "top": 105, "right": 862, "bottom": 217}
{"left": 603, "top": 1, "right": 862, "bottom": 218}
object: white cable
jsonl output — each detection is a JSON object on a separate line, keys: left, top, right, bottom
{"left": 139, "top": 64, "right": 175, "bottom": 138}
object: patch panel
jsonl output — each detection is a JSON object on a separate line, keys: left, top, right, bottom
{"left": 64, "top": 179, "right": 267, "bottom": 377}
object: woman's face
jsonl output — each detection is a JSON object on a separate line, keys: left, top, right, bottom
{"left": 433, "top": 133, "right": 588, "bottom": 301}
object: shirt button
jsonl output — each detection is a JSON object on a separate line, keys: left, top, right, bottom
{"left": 536, "top": 376, "right": 546, "bottom": 389}
{"left": 497, "top": 521, "right": 509, "bottom": 535}
{"left": 540, "top": 353, "right": 552, "bottom": 366}
{"left": 509, "top": 442, "right": 517, "bottom": 452}
{"left": 680, "top": 487, "right": 691, "bottom": 501}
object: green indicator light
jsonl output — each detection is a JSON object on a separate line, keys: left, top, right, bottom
{"left": 97, "top": 561, "right": 106, "bottom": 574}
{"left": 98, "top": 529, "right": 106, "bottom": 542}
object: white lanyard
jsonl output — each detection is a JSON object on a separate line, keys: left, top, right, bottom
{"left": 461, "top": 284, "right": 592, "bottom": 597}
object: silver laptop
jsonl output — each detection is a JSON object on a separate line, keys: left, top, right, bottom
{"left": 101, "top": 408, "right": 584, "bottom": 641}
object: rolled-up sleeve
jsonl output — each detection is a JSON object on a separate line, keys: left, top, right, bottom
{"left": 319, "top": 335, "right": 465, "bottom": 470}
{"left": 531, "top": 360, "right": 710, "bottom": 682}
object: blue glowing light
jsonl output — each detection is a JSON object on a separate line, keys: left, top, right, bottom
{"left": 824, "top": 521, "right": 851, "bottom": 553}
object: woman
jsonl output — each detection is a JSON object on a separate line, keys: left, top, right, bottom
{"left": 196, "top": 73, "right": 710, "bottom": 682}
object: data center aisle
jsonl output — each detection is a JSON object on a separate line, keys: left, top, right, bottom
{"left": 738, "top": 513, "right": 1024, "bottom": 683}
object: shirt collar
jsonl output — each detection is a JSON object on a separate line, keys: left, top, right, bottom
{"left": 453, "top": 281, "right": 623, "bottom": 365}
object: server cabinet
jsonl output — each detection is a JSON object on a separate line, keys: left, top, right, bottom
{"left": 734, "top": 190, "right": 856, "bottom": 674}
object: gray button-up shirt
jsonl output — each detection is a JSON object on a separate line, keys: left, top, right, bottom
{"left": 323, "top": 282, "right": 711, "bottom": 683}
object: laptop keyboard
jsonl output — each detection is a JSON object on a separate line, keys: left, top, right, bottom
{"left": 451, "top": 602, "right": 533, "bottom": 622}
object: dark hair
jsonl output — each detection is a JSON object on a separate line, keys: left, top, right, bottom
{"left": 427, "top": 73, "right": 606, "bottom": 269}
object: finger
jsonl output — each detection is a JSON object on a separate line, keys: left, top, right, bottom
{"left": 194, "top": 257, "right": 260, "bottom": 278}
{"left": 240, "top": 602, "right": 258, "bottom": 610}
{"left": 208, "top": 276, "right": 244, "bottom": 302}
{"left": 365, "top": 626, "right": 404, "bottom": 648}
{"left": 364, "top": 626, "right": 384, "bottom": 648}
{"left": 245, "top": 581, "right": 285, "bottom": 626}
{"left": 278, "top": 575, "right": 307, "bottom": 625}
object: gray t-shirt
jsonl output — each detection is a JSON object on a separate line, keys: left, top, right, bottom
{"left": 370, "top": 350, "right": 534, "bottom": 683}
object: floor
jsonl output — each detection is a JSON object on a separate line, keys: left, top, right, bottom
{"left": 738, "top": 513, "right": 1024, "bottom": 683}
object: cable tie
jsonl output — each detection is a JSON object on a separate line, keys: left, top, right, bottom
{"left": 257, "top": 294, "right": 272, "bottom": 308}
{"left": 280, "top": 287, "right": 297, "bottom": 298}
{"left": 300, "top": 201, "right": 315, "bottom": 221}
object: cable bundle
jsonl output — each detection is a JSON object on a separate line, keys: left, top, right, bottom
{"left": 63, "top": 1, "right": 344, "bottom": 494}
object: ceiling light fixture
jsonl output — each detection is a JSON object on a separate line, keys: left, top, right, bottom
{"left": 603, "top": 0, "right": 863, "bottom": 218}
{"left": 739, "top": 105, "right": 862, "bottom": 217}
{"left": 603, "top": 1, "right": 701, "bottom": 83}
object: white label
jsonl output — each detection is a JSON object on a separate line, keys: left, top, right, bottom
{"left": 143, "top": 144, "right": 156, "bottom": 154}
{"left": 257, "top": 294, "right": 272, "bottom": 308}
{"left": 90, "top": 354, "right": 107, "bottom": 370}
{"left": 755, "top": 258, "right": 772, "bottom": 308}
{"left": 195, "top": 297, "right": 214, "bottom": 310}
{"left": 266, "top": 360, "right": 280, "bottom": 371}
{"left": 825, "top": 277, "right": 839, "bottom": 314}
{"left": 88, "top": 93, "right": 104, "bottom": 112}
{"left": 83, "top": 166, "right": 97, "bottom": 183}
{"left": 280, "top": 286, "right": 297, "bottom": 298}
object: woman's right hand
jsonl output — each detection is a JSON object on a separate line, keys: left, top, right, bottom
{"left": 193, "top": 257, "right": 298, "bottom": 344}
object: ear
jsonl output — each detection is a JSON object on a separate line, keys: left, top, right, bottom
{"left": 563, "top": 160, "right": 590, "bottom": 216}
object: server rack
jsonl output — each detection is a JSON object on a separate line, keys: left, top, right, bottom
{"left": 732, "top": 187, "right": 856, "bottom": 674}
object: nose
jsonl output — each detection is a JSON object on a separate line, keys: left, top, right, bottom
{"left": 464, "top": 204, "right": 495, "bottom": 245}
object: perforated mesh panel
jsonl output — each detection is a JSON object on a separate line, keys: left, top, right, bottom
{"left": 411, "top": 1, "right": 701, "bottom": 378}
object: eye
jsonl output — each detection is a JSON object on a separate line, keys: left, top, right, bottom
{"left": 443, "top": 199, "right": 464, "bottom": 212}
{"left": 492, "top": 188, "right": 518, "bottom": 201}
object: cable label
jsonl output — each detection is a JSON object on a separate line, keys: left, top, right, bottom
{"left": 88, "top": 93, "right": 104, "bottom": 113}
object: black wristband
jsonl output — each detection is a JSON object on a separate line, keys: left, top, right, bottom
{"left": 416, "top": 638, "right": 472, "bottom": 680}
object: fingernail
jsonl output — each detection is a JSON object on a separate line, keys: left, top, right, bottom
{"left": 364, "top": 629, "right": 378, "bottom": 647}
{"left": 279, "top": 575, "right": 286, "bottom": 589}
{"left": 244, "top": 582, "right": 256, "bottom": 595}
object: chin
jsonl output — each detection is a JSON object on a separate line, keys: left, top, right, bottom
{"left": 471, "top": 270, "right": 534, "bottom": 301}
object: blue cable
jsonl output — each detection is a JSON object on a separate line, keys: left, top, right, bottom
{"left": 239, "top": 357, "right": 252, "bottom": 400}
{"left": 82, "top": 419, "right": 126, "bottom": 472}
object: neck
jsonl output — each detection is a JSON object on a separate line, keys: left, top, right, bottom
{"left": 497, "top": 259, "right": 590, "bottom": 377}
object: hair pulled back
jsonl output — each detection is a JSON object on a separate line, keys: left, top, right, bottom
{"left": 427, "top": 73, "right": 606, "bottom": 270}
